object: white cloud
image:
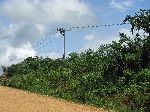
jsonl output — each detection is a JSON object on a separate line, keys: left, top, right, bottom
{"left": 84, "top": 35, "right": 95, "bottom": 41}
{"left": 0, "top": 0, "right": 97, "bottom": 26}
{"left": 0, "top": 22, "right": 45, "bottom": 46}
{"left": 0, "top": 42, "right": 37, "bottom": 66}
{"left": 110, "top": 0, "right": 133, "bottom": 11}
{"left": 0, "top": 23, "right": 39, "bottom": 67}
{"left": 110, "top": 0, "right": 145, "bottom": 12}
{"left": 80, "top": 33, "right": 120, "bottom": 51}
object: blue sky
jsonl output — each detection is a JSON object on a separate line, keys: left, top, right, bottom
{"left": 0, "top": 0, "right": 149, "bottom": 70}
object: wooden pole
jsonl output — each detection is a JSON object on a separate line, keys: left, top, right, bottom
{"left": 57, "top": 28, "right": 66, "bottom": 59}
{"left": 63, "top": 31, "right": 66, "bottom": 59}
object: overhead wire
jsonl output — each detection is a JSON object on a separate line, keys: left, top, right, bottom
{"left": 65, "top": 22, "right": 130, "bottom": 31}
{"left": 7, "top": 22, "right": 130, "bottom": 64}
{"left": 34, "top": 31, "right": 58, "bottom": 48}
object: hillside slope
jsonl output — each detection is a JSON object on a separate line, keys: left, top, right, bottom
{"left": 0, "top": 86, "right": 109, "bottom": 112}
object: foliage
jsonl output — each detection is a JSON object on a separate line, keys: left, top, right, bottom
{"left": 1, "top": 9, "right": 150, "bottom": 112}
{"left": 124, "top": 9, "right": 150, "bottom": 36}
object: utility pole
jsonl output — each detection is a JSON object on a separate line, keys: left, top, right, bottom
{"left": 57, "top": 28, "right": 66, "bottom": 59}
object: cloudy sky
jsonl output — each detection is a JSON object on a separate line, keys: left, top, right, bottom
{"left": 0, "top": 0, "right": 149, "bottom": 73}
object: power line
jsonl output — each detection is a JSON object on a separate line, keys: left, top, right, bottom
{"left": 8, "top": 54, "right": 29, "bottom": 64}
{"left": 34, "top": 22, "right": 130, "bottom": 49}
{"left": 63, "top": 22, "right": 130, "bottom": 31}
{"left": 6, "top": 22, "right": 130, "bottom": 63}
{"left": 34, "top": 31, "right": 58, "bottom": 48}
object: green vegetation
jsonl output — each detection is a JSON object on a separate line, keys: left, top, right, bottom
{"left": 1, "top": 9, "right": 150, "bottom": 112}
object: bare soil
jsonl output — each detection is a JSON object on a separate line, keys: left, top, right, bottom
{"left": 0, "top": 86, "right": 109, "bottom": 112}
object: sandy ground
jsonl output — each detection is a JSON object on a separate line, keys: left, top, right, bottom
{"left": 0, "top": 86, "right": 109, "bottom": 112}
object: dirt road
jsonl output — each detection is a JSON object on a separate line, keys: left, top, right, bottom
{"left": 0, "top": 86, "right": 109, "bottom": 112}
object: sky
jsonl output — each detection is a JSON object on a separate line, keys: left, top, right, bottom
{"left": 0, "top": 0, "right": 150, "bottom": 74}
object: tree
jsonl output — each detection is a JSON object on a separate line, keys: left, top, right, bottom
{"left": 124, "top": 9, "right": 150, "bottom": 36}
{"left": 1, "top": 66, "right": 7, "bottom": 72}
